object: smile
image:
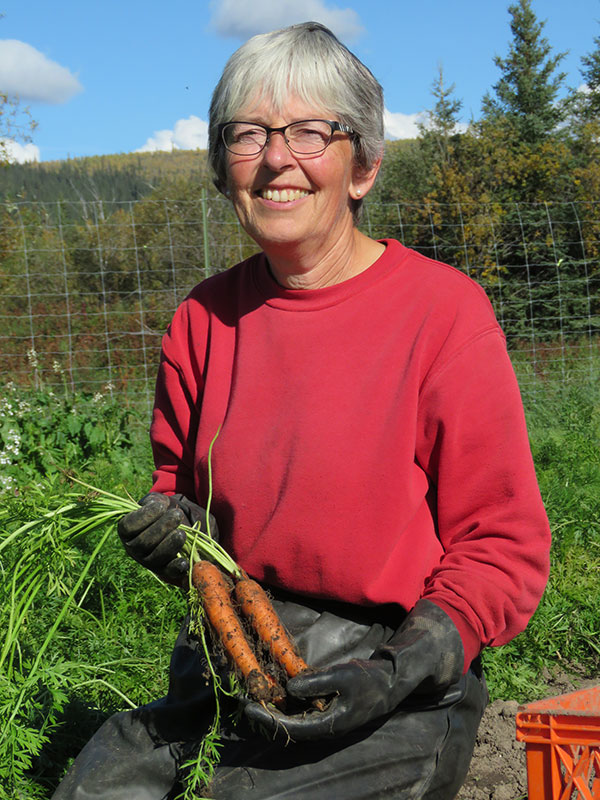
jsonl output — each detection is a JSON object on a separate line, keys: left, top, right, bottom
{"left": 260, "top": 189, "right": 310, "bottom": 203}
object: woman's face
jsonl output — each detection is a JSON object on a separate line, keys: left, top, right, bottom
{"left": 224, "top": 95, "right": 375, "bottom": 257}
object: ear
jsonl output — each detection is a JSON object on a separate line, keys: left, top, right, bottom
{"left": 349, "top": 155, "right": 382, "bottom": 201}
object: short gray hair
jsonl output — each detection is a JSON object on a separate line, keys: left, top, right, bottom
{"left": 208, "top": 21, "right": 384, "bottom": 220}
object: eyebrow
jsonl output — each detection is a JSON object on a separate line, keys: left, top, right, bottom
{"left": 232, "top": 115, "right": 331, "bottom": 125}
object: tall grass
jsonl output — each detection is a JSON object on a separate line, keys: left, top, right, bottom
{"left": 0, "top": 383, "right": 185, "bottom": 798}
{"left": 482, "top": 361, "right": 600, "bottom": 700}
{"left": 0, "top": 359, "right": 599, "bottom": 797}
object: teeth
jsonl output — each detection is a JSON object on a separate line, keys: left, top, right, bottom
{"left": 261, "top": 189, "right": 308, "bottom": 202}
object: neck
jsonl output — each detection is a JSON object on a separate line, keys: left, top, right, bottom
{"left": 264, "top": 229, "right": 385, "bottom": 290}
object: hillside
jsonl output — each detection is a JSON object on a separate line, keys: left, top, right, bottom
{"left": 0, "top": 141, "right": 422, "bottom": 207}
{"left": 0, "top": 149, "right": 211, "bottom": 204}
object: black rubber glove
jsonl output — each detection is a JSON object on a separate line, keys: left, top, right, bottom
{"left": 117, "top": 492, "right": 217, "bottom": 586}
{"left": 243, "top": 599, "right": 465, "bottom": 741}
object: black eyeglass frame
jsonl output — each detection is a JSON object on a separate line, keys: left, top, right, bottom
{"left": 218, "top": 119, "right": 355, "bottom": 156}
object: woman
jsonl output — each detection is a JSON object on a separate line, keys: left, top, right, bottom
{"left": 53, "top": 21, "right": 550, "bottom": 800}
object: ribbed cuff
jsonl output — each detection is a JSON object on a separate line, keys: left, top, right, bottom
{"left": 426, "top": 599, "right": 482, "bottom": 673}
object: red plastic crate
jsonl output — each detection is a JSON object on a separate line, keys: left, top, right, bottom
{"left": 516, "top": 686, "right": 600, "bottom": 799}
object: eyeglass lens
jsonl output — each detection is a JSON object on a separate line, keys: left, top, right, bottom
{"left": 222, "top": 120, "right": 335, "bottom": 155}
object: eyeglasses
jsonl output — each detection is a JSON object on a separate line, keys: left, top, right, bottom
{"left": 219, "top": 119, "right": 354, "bottom": 156}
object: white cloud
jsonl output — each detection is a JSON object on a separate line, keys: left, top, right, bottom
{"left": 136, "top": 115, "right": 209, "bottom": 153}
{"left": 209, "top": 0, "right": 363, "bottom": 41}
{"left": 0, "top": 39, "right": 82, "bottom": 104}
{"left": 453, "top": 121, "right": 469, "bottom": 134}
{"left": 384, "top": 108, "right": 426, "bottom": 140}
{"left": 1, "top": 138, "right": 40, "bottom": 163}
{"left": 384, "top": 108, "right": 469, "bottom": 140}
{"left": 576, "top": 82, "right": 594, "bottom": 96}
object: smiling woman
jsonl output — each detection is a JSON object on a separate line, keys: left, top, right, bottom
{"left": 51, "top": 20, "right": 550, "bottom": 800}
{"left": 219, "top": 91, "right": 383, "bottom": 288}
{"left": 204, "top": 23, "right": 386, "bottom": 288}
{"left": 208, "top": 21, "right": 384, "bottom": 224}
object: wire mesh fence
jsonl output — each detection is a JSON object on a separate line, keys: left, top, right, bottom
{"left": 1, "top": 196, "right": 599, "bottom": 405}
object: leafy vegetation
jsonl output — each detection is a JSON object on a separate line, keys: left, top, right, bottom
{"left": 0, "top": 385, "right": 180, "bottom": 799}
{"left": 0, "top": 92, "right": 36, "bottom": 166}
{"left": 0, "top": 373, "right": 143, "bottom": 495}
{"left": 0, "top": 356, "right": 598, "bottom": 797}
{"left": 481, "top": 360, "right": 600, "bottom": 701}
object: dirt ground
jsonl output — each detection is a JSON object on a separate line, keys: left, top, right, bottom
{"left": 455, "top": 670, "right": 599, "bottom": 800}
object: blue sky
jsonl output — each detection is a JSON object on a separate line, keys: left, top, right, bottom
{"left": 1, "top": 0, "right": 599, "bottom": 163}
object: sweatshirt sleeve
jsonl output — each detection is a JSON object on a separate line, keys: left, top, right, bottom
{"left": 416, "top": 324, "right": 551, "bottom": 670}
{"left": 149, "top": 293, "right": 207, "bottom": 499}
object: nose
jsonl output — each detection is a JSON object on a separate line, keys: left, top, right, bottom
{"left": 261, "top": 130, "right": 295, "bottom": 169}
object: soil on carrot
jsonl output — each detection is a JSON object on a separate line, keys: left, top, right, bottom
{"left": 455, "top": 669, "right": 599, "bottom": 800}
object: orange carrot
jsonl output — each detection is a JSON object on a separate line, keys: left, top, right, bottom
{"left": 234, "top": 578, "right": 311, "bottom": 679}
{"left": 234, "top": 578, "right": 327, "bottom": 711}
{"left": 192, "top": 560, "right": 283, "bottom": 704}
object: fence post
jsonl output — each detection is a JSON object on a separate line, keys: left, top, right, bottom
{"left": 16, "top": 205, "right": 40, "bottom": 389}
{"left": 201, "top": 188, "right": 210, "bottom": 278}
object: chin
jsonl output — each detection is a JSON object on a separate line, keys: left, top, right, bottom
{"left": 249, "top": 222, "right": 310, "bottom": 249}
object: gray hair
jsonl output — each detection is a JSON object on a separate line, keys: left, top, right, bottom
{"left": 208, "top": 21, "right": 384, "bottom": 221}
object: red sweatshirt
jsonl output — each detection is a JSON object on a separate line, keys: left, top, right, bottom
{"left": 150, "top": 239, "right": 551, "bottom": 668}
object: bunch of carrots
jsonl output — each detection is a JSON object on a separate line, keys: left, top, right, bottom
{"left": 175, "top": 427, "right": 324, "bottom": 711}
{"left": 190, "top": 559, "right": 316, "bottom": 708}
{"left": 65, "top": 477, "right": 320, "bottom": 711}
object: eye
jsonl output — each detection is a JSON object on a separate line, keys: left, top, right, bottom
{"left": 232, "top": 125, "right": 264, "bottom": 143}
{"left": 289, "top": 122, "right": 329, "bottom": 141}
{"left": 223, "top": 123, "right": 267, "bottom": 151}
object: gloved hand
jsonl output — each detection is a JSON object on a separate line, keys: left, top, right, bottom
{"left": 243, "top": 599, "right": 465, "bottom": 741}
{"left": 117, "top": 492, "right": 217, "bottom": 586}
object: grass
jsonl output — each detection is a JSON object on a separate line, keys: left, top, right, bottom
{"left": 0, "top": 480, "right": 187, "bottom": 799}
{"left": 0, "top": 358, "right": 599, "bottom": 797}
{"left": 481, "top": 364, "right": 600, "bottom": 701}
{"left": 0, "top": 382, "right": 184, "bottom": 799}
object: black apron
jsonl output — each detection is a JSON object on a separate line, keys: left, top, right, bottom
{"left": 51, "top": 591, "right": 488, "bottom": 800}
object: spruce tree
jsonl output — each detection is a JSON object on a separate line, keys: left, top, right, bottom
{"left": 418, "top": 65, "right": 464, "bottom": 166}
{"left": 577, "top": 28, "right": 600, "bottom": 121}
{"left": 569, "top": 24, "right": 600, "bottom": 253}
{"left": 482, "top": 0, "right": 566, "bottom": 144}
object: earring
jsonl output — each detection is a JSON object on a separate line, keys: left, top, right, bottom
{"left": 356, "top": 189, "right": 361, "bottom": 196}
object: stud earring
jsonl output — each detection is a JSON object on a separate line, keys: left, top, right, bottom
{"left": 356, "top": 189, "right": 361, "bottom": 196}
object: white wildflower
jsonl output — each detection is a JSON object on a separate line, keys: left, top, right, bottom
{"left": 27, "top": 348, "right": 39, "bottom": 369}
{"left": 5, "top": 429, "right": 21, "bottom": 456}
{"left": 0, "top": 474, "right": 16, "bottom": 492}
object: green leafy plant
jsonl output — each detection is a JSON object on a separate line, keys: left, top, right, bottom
{"left": 0, "top": 375, "right": 150, "bottom": 495}
{"left": 0, "top": 457, "right": 240, "bottom": 799}
{"left": 0, "top": 474, "right": 182, "bottom": 798}
{"left": 482, "top": 363, "right": 600, "bottom": 701}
